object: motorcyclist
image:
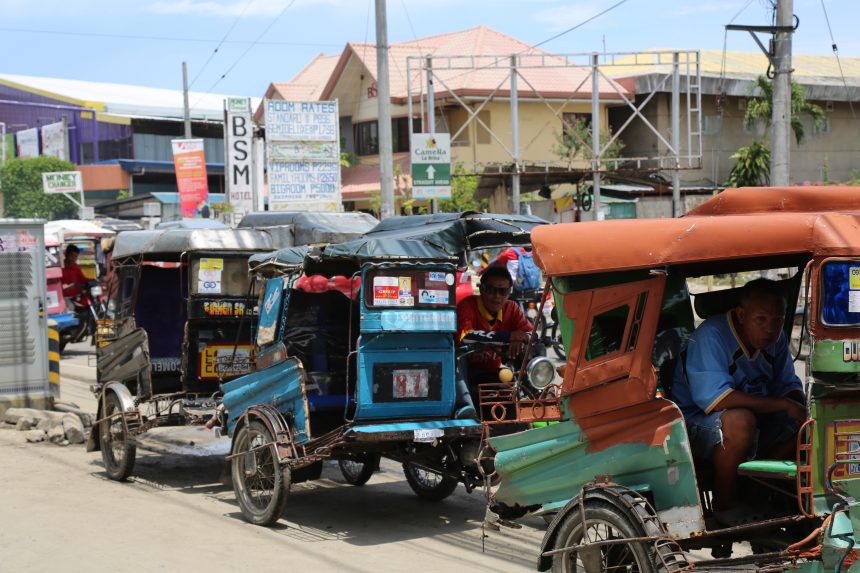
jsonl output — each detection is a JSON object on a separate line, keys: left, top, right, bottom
{"left": 62, "top": 244, "right": 89, "bottom": 300}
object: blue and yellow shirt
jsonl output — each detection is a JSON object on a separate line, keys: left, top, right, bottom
{"left": 672, "top": 312, "right": 803, "bottom": 419}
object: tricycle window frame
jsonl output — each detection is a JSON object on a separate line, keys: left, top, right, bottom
{"left": 819, "top": 257, "right": 860, "bottom": 328}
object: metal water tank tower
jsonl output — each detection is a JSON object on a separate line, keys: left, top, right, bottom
{"left": 0, "top": 220, "right": 49, "bottom": 416}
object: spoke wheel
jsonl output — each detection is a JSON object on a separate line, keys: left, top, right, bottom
{"left": 231, "top": 420, "right": 290, "bottom": 526}
{"left": 403, "top": 462, "right": 458, "bottom": 501}
{"left": 338, "top": 454, "right": 379, "bottom": 486}
{"left": 551, "top": 501, "right": 655, "bottom": 573}
{"left": 100, "top": 392, "right": 136, "bottom": 481}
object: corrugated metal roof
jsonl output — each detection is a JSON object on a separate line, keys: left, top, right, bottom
{"left": 608, "top": 50, "right": 860, "bottom": 100}
{"left": 0, "top": 73, "right": 261, "bottom": 122}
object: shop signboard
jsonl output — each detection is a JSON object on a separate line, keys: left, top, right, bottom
{"left": 41, "top": 121, "right": 67, "bottom": 160}
{"left": 171, "top": 139, "right": 210, "bottom": 218}
{"left": 265, "top": 100, "right": 341, "bottom": 212}
{"left": 224, "top": 97, "right": 254, "bottom": 224}
{"left": 16, "top": 128, "right": 38, "bottom": 159}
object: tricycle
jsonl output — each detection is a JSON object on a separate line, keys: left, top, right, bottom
{"left": 219, "top": 211, "right": 552, "bottom": 525}
{"left": 86, "top": 226, "right": 273, "bottom": 480}
{"left": 480, "top": 186, "right": 860, "bottom": 571}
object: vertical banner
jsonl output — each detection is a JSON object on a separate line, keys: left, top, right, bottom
{"left": 171, "top": 139, "right": 210, "bottom": 218}
{"left": 224, "top": 97, "right": 254, "bottom": 224}
{"left": 264, "top": 100, "right": 341, "bottom": 212}
{"left": 16, "top": 128, "right": 39, "bottom": 159}
{"left": 41, "top": 121, "right": 68, "bottom": 160}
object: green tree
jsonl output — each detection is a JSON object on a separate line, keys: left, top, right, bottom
{"left": 438, "top": 164, "right": 487, "bottom": 212}
{"left": 725, "top": 141, "right": 771, "bottom": 187}
{"left": 744, "top": 75, "right": 826, "bottom": 145}
{"left": 726, "top": 75, "right": 825, "bottom": 188}
{"left": 552, "top": 116, "right": 625, "bottom": 168}
{"left": 0, "top": 157, "right": 80, "bottom": 218}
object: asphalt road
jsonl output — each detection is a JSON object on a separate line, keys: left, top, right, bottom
{"left": 0, "top": 340, "right": 546, "bottom": 573}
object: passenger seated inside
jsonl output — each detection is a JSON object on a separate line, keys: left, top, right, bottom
{"left": 672, "top": 278, "right": 806, "bottom": 526}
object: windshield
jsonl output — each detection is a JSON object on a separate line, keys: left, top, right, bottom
{"left": 190, "top": 256, "right": 252, "bottom": 296}
{"left": 364, "top": 269, "right": 456, "bottom": 310}
{"left": 821, "top": 260, "right": 860, "bottom": 327}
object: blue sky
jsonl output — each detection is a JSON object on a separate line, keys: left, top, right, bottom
{"left": 1, "top": 0, "right": 857, "bottom": 99}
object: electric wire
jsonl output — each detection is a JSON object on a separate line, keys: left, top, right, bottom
{"left": 191, "top": 0, "right": 298, "bottom": 110}
{"left": 819, "top": 0, "right": 856, "bottom": 118}
{"left": 422, "top": 0, "right": 635, "bottom": 92}
{"left": 532, "top": 0, "right": 631, "bottom": 50}
{"left": 188, "top": 0, "right": 256, "bottom": 89}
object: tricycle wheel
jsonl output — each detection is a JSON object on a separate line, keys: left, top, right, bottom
{"left": 550, "top": 500, "right": 655, "bottom": 573}
{"left": 100, "top": 392, "right": 137, "bottom": 481}
{"left": 338, "top": 454, "right": 379, "bottom": 486}
{"left": 403, "top": 462, "right": 458, "bottom": 501}
{"left": 231, "top": 420, "right": 290, "bottom": 526}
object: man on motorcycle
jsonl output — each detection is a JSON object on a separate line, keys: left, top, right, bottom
{"left": 457, "top": 264, "right": 534, "bottom": 530}
{"left": 457, "top": 264, "right": 533, "bottom": 390}
{"left": 62, "top": 244, "right": 89, "bottom": 299}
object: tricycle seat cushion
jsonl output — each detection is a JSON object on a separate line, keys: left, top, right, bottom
{"left": 737, "top": 459, "right": 796, "bottom": 479}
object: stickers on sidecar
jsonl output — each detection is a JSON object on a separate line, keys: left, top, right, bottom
{"left": 198, "top": 279, "right": 221, "bottom": 294}
{"left": 392, "top": 368, "right": 429, "bottom": 399}
{"left": 200, "top": 258, "right": 224, "bottom": 271}
{"left": 426, "top": 271, "right": 447, "bottom": 284}
{"left": 374, "top": 276, "right": 414, "bottom": 306}
{"left": 419, "top": 289, "right": 449, "bottom": 304}
{"left": 373, "top": 276, "right": 399, "bottom": 306}
{"left": 849, "top": 267, "right": 860, "bottom": 313}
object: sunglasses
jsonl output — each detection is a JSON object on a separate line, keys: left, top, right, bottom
{"left": 481, "top": 284, "right": 512, "bottom": 296}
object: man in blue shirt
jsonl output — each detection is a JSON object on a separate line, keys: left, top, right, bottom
{"left": 672, "top": 279, "right": 806, "bottom": 522}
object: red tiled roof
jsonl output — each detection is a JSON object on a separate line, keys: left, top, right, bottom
{"left": 314, "top": 26, "right": 628, "bottom": 104}
{"left": 254, "top": 54, "right": 339, "bottom": 122}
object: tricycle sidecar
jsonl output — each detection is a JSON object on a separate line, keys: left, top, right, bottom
{"left": 221, "top": 212, "right": 549, "bottom": 525}
{"left": 482, "top": 187, "right": 860, "bottom": 572}
{"left": 87, "top": 227, "right": 273, "bottom": 480}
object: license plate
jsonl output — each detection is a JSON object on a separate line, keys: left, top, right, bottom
{"left": 393, "top": 369, "right": 429, "bottom": 399}
{"left": 414, "top": 428, "right": 445, "bottom": 443}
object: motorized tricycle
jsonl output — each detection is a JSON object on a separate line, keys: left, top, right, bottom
{"left": 480, "top": 186, "right": 860, "bottom": 571}
{"left": 219, "top": 211, "right": 552, "bottom": 525}
{"left": 86, "top": 227, "right": 273, "bottom": 480}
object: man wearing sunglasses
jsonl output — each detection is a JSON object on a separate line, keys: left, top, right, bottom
{"left": 457, "top": 264, "right": 533, "bottom": 383}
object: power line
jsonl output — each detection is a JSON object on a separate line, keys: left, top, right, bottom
{"left": 0, "top": 26, "right": 340, "bottom": 48}
{"left": 192, "top": 0, "right": 298, "bottom": 109}
{"left": 532, "top": 0, "right": 632, "bottom": 50}
{"left": 189, "top": 0, "right": 256, "bottom": 89}
{"left": 819, "top": 0, "right": 855, "bottom": 118}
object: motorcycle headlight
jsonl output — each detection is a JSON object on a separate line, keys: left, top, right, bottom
{"left": 527, "top": 357, "right": 555, "bottom": 389}
{"left": 90, "top": 285, "right": 103, "bottom": 296}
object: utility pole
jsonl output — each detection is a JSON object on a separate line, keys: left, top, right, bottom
{"left": 375, "top": 0, "right": 395, "bottom": 219}
{"left": 426, "top": 57, "right": 437, "bottom": 214}
{"left": 771, "top": 0, "right": 793, "bottom": 186}
{"left": 591, "top": 53, "right": 602, "bottom": 220}
{"left": 510, "top": 56, "right": 520, "bottom": 215}
{"left": 182, "top": 62, "right": 192, "bottom": 139}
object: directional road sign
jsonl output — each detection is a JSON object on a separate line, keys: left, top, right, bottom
{"left": 411, "top": 133, "right": 451, "bottom": 200}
